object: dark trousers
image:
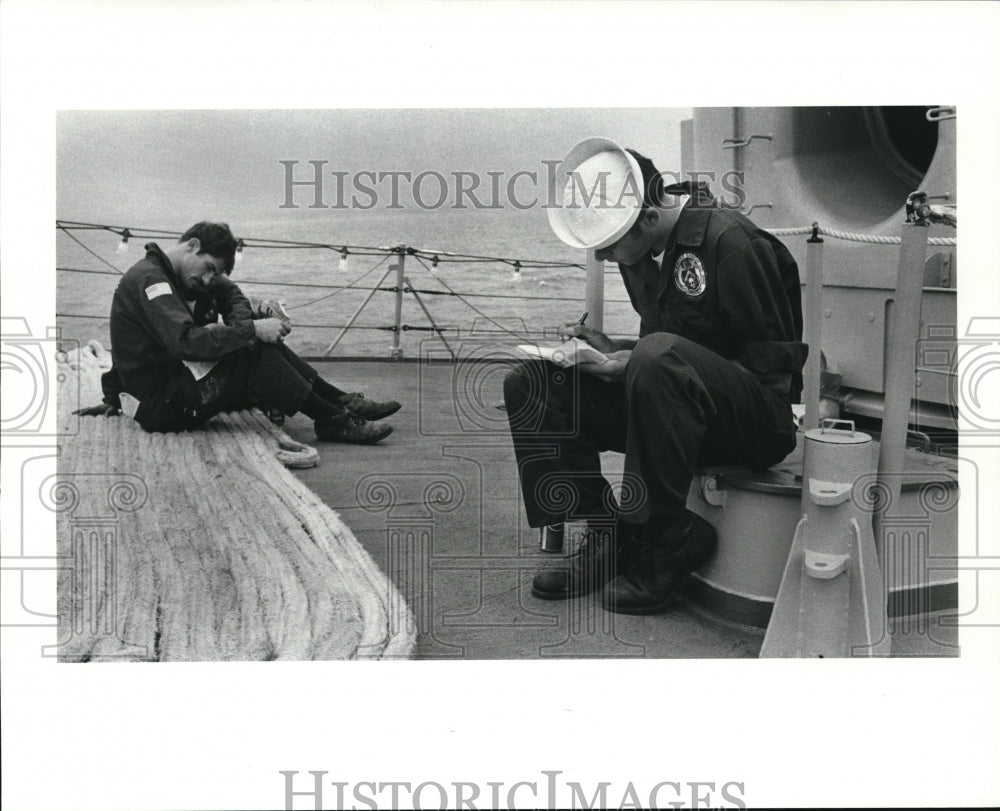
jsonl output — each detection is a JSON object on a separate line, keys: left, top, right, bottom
{"left": 134, "top": 342, "right": 317, "bottom": 433}
{"left": 503, "top": 333, "right": 797, "bottom": 528}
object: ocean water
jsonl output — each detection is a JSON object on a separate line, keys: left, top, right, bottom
{"left": 56, "top": 205, "right": 641, "bottom": 358}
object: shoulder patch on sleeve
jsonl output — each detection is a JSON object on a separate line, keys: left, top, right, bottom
{"left": 145, "top": 282, "right": 173, "bottom": 301}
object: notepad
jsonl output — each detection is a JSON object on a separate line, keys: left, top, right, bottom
{"left": 182, "top": 360, "right": 219, "bottom": 381}
{"left": 515, "top": 338, "right": 609, "bottom": 368}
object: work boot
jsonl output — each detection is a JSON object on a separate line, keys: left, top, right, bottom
{"left": 337, "top": 392, "right": 402, "bottom": 421}
{"left": 602, "top": 510, "right": 717, "bottom": 615}
{"left": 314, "top": 412, "right": 393, "bottom": 444}
{"left": 532, "top": 521, "right": 628, "bottom": 600}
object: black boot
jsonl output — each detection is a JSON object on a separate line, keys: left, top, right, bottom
{"left": 314, "top": 413, "right": 393, "bottom": 444}
{"left": 532, "top": 521, "right": 629, "bottom": 600}
{"left": 602, "top": 510, "right": 717, "bottom": 615}
{"left": 336, "top": 392, "right": 402, "bottom": 421}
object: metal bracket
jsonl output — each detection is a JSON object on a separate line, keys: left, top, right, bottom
{"left": 808, "top": 478, "right": 853, "bottom": 507}
{"left": 722, "top": 134, "right": 773, "bottom": 149}
{"left": 906, "top": 191, "right": 957, "bottom": 227}
{"left": 906, "top": 429, "right": 932, "bottom": 453}
{"left": 926, "top": 106, "right": 956, "bottom": 122}
{"left": 804, "top": 550, "right": 850, "bottom": 579}
{"left": 699, "top": 474, "right": 727, "bottom": 508}
{"left": 820, "top": 418, "right": 856, "bottom": 435}
{"left": 741, "top": 202, "right": 773, "bottom": 216}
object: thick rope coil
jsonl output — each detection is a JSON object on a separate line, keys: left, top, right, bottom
{"left": 55, "top": 347, "right": 415, "bottom": 661}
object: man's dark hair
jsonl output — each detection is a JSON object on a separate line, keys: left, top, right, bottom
{"left": 179, "top": 222, "right": 238, "bottom": 273}
{"left": 624, "top": 149, "right": 714, "bottom": 226}
{"left": 626, "top": 149, "right": 664, "bottom": 209}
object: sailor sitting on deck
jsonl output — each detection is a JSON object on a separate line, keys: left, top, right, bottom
{"left": 503, "top": 138, "right": 807, "bottom": 614}
{"left": 75, "top": 221, "right": 400, "bottom": 443}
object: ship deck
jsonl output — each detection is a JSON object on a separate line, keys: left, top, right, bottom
{"left": 281, "top": 359, "right": 959, "bottom": 659}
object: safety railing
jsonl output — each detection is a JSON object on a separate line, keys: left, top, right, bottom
{"left": 55, "top": 220, "right": 640, "bottom": 360}
{"left": 56, "top": 215, "right": 958, "bottom": 362}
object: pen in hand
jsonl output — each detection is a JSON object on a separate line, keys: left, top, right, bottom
{"left": 563, "top": 311, "right": 588, "bottom": 342}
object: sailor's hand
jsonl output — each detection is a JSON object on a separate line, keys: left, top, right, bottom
{"left": 254, "top": 317, "right": 292, "bottom": 344}
{"left": 576, "top": 349, "right": 632, "bottom": 382}
{"left": 558, "top": 322, "right": 614, "bottom": 353}
{"left": 73, "top": 402, "right": 120, "bottom": 417}
{"left": 260, "top": 299, "right": 292, "bottom": 326}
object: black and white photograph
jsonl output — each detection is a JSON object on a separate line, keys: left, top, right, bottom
{"left": 2, "top": 2, "right": 999, "bottom": 809}
{"left": 51, "top": 105, "right": 962, "bottom": 662}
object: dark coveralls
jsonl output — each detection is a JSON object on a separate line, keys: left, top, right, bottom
{"left": 106, "top": 243, "right": 320, "bottom": 433}
{"left": 504, "top": 197, "right": 807, "bottom": 529}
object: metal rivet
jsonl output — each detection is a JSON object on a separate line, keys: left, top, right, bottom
{"left": 867, "top": 313, "right": 875, "bottom": 322}
{"left": 824, "top": 309, "right": 831, "bottom": 318}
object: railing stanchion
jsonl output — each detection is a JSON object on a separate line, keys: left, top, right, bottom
{"left": 391, "top": 245, "right": 406, "bottom": 359}
{"left": 802, "top": 228, "right": 825, "bottom": 431}
{"left": 585, "top": 249, "right": 604, "bottom": 333}
{"left": 874, "top": 218, "right": 931, "bottom": 564}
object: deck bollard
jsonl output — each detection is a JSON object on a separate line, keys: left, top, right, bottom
{"left": 761, "top": 419, "right": 889, "bottom": 657}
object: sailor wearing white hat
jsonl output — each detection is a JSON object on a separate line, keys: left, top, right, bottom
{"left": 504, "top": 137, "right": 807, "bottom": 615}
{"left": 547, "top": 137, "right": 645, "bottom": 250}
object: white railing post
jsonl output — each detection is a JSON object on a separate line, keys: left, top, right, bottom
{"left": 802, "top": 229, "right": 825, "bottom": 431}
{"left": 874, "top": 219, "right": 930, "bottom": 562}
{"left": 390, "top": 245, "right": 406, "bottom": 359}
{"left": 585, "top": 250, "right": 604, "bottom": 332}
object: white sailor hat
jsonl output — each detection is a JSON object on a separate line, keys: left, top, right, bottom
{"left": 547, "top": 137, "right": 644, "bottom": 250}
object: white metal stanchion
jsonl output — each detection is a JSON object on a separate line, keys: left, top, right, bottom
{"left": 874, "top": 218, "right": 930, "bottom": 562}
{"left": 585, "top": 250, "right": 604, "bottom": 333}
{"left": 390, "top": 246, "right": 406, "bottom": 359}
{"left": 802, "top": 229, "right": 825, "bottom": 431}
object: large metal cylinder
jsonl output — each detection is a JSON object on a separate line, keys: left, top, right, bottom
{"left": 691, "top": 106, "right": 951, "bottom": 232}
{"left": 686, "top": 106, "right": 957, "bottom": 427}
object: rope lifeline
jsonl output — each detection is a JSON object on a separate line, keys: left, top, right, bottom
{"left": 57, "top": 220, "right": 585, "bottom": 273}
{"left": 766, "top": 224, "right": 956, "bottom": 247}
{"left": 57, "top": 218, "right": 957, "bottom": 339}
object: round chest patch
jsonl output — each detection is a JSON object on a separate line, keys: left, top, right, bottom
{"left": 674, "top": 252, "right": 707, "bottom": 297}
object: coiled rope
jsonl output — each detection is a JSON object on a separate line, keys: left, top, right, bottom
{"left": 56, "top": 342, "right": 415, "bottom": 661}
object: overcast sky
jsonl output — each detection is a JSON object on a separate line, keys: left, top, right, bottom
{"left": 57, "top": 108, "right": 690, "bottom": 229}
